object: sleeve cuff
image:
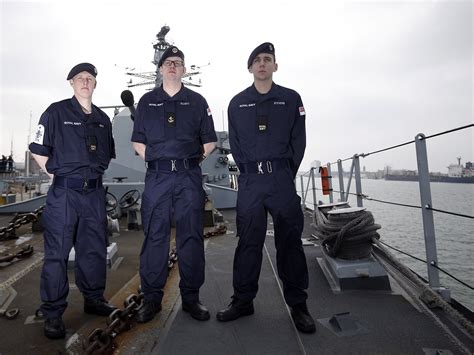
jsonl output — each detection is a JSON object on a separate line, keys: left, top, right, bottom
{"left": 200, "top": 132, "right": 218, "bottom": 145}
{"left": 131, "top": 132, "right": 146, "bottom": 144}
{"left": 29, "top": 143, "right": 51, "bottom": 156}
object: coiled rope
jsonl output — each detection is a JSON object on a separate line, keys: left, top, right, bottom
{"left": 313, "top": 207, "right": 381, "bottom": 259}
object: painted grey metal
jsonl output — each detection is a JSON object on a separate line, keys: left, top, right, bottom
{"left": 415, "top": 133, "right": 441, "bottom": 290}
{"left": 311, "top": 168, "right": 318, "bottom": 208}
{"left": 353, "top": 155, "right": 363, "bottom": 207}
{"left": 299, "top": 175, "right": 305, "bottom": 208}
{"left": 337, "top": 159, "right": 345, "bottom": 202}
{"left": 326, "top": 163, "right": 333, "bottom": 204}
{"left": 0, "top": 194, "right": 46, "bottom": 213}
{"left": 345, "top": 159, "right": 354, "bottom": 201}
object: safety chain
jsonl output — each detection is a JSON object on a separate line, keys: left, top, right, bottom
{"left": 0, "top": 244, "right": 34, "bottom": 264}
{"left": 83, "top": 248, "right": 179, "bottom": 354}
{"left": 0, "top": 206, "right": 45, "bottom": 241}
{"left": 204, "top": 224, "right": 227, "bottom": 238}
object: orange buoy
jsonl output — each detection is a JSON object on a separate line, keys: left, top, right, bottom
{"left": 320, "top": 167, "right": 331, "bottom": 195}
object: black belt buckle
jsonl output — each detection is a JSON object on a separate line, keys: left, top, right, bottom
{"left": 82, "top": 178, "right": 89, "bottom": 190}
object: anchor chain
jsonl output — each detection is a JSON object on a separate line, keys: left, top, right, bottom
{"left": 0, "top": 206, "right": 44, "bottom": 241}
{"left": 204, "top": 224, "right": 227, "bottom": 238}
{"left": 83, "top": 248, "right": 180, "bottom": 354}
{"left": 84, "top": 293, "right": 144, "bottom": 354}
{"left": 0, "top": 244, "right": 34, "bottom": 263}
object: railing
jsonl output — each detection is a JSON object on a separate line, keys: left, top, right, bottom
{"left": 296, "top": 124, "right": 473, "bottom": 300}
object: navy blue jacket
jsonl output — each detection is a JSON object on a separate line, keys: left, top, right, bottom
{"left": 29, "top": 96, "right": 115, "bottom": 179}
{"left": 228, "top": 83, "right": 306, "bottom": 176}
{"left": 131, "top": 85, "right": 217, "bottom": 161}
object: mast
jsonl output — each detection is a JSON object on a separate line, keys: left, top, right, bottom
{"left": 152, "top": 26, "right": 171, "bottom": 87}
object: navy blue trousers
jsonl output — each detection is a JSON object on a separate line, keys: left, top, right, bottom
{"left": 140, "top": 167, "right": 205, "bottom": 304}
{"left": 233, "top": 169, "right": 308, "bottom": 306}
{"left": 40, "top": 185, "right": 108, "bottom": 318}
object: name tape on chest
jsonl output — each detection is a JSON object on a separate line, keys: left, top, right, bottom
{"left": 239, "top": 101, "right": 288, "bottom": 108}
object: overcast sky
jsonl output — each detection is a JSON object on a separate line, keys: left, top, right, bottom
{"left": 1, "top": 0, "right": 472, "bottom": 173}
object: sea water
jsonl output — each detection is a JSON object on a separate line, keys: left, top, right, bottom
{"left": 297, "top": 177, "right": 474, "bottom": 311}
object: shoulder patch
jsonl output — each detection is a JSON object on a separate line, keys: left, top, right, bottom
{"left": 299, "top": 106, "right": 306, "bottom": 116}
{"left": 33, "top": 124, "right": 45, "bottom": 144}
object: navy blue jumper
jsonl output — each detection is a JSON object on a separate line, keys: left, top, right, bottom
{"left": 228, "top": 82, "right": 308, "bottom": 306}
{"left": 29, "top": 96, "right": 115, "bottom": 318}
{"left": 131, "top": 85, "right": 217, "bottom": 304}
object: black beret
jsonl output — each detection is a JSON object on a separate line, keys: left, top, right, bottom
{"left": 66, "top": 63, "right": 97, "bottom": 80}
{"left": 158, "top": 46, "right": 185, "bottom": 67}
{"left": 247, "top": 42, "right": 275, "bottom": 69}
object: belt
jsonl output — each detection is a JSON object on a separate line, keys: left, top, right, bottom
{"left": 239, "top": 159, "right": 290, "bottom": 174}
{"left": 53, "top": 176, "right": 102, "bottom": 190}
{"left": 146, "top": 158, "right": 200, "bottom": 172}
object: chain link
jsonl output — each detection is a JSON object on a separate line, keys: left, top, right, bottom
{"left": 83, "top": 248, "right": 181, "bottom": 354}
{"left": 83, "top": 292, "right": 144, "bottom": 354}
{"left": 0, "top": 244, "right": 34, "bottom": 263}
{"left": 204, "top": 223, "right": 227, "bottom": 238}
{"left": 0, "top": 206, "right": 44, "bottom": 241}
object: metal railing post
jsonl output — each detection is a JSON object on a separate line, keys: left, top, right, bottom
{"left": 299, "top": 175, "right": 305, "bottom": 209}
{"left": 310, "top": 168, "right": 317, "bottom": 209}
{"left": 337, "top": 159, "right": 345, "bottom": 202}
{"left": 326, "top": 163, "right": 333, "bottom": 203}
{"left": 415, "top": 133, "right": 443, "bottom": 294}
{"left": 353, "top": 154, "right": 363, "bottom": 207}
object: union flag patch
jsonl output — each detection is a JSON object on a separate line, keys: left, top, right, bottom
{"left": 299, "top": 106, "right": 306, "bottom": 116}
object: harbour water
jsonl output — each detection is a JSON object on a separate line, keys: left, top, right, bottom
{"left": 297, "top": 176, "right": 474, "bottom": 311}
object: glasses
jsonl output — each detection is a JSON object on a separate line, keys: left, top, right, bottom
{"left": 74, "top": 76, "right": 96, "bottom": 83}
{"left": 162, "top": 60, "right": 184, "bottom": 68}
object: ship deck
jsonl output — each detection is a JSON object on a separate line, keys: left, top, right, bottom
{"left": 0, "top": 209, "right": 472, "bottom": 354}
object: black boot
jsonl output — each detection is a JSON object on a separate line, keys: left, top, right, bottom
{"left": 135, "top": 300, "right": 162, "bottom": 323}
{"left": 84, "top": 298, "right": 117, "bottom": 316}
{"left": 44, "top": 317, "right": 66, "bottom": 339}
{"left": 216, "top": 297, "right": 254, "bottom": 322}
{"left": 290, "top": 302, "right": 316, "bottom": 333}
{"left": 182, "top": 301, "right": 210, "bottom": 321}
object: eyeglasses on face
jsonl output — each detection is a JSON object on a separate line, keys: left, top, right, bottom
{"left": 73, "top": 76, "right": 96, "bottom": 83}
{"left": 163, "top": 60, "right": 184, "bottom": 68}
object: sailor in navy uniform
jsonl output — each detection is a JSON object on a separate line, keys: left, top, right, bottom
{"left": 131, "top": 46, "right": 217, "bottom": 323}
{"left": 216, "top": 43, "right": 316, "bottom": 333}
{"left": 29, "top": 63, "right": 117, "bottom": 339}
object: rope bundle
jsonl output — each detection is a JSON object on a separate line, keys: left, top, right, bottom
{"left": 313, "top": 208, "right": 381, "bottom": 259}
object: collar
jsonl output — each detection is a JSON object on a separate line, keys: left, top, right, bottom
{"left": 248, "top": 82, "right": 279, "bottom": 101}
{"left": 71, "top": 96, "right": 96, "bottom": 118}
{"left": 155, "top": 85, "right": 188, "bottom": 102}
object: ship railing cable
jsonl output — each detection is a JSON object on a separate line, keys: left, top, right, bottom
{"left": 327, "top": 124, "right": 473, "bottom": 165}
{"left": 297, "top": 124, "right": 473, "bottom": 291}
{"left": 372, "top": 238, "right": 474, "bottom": 340}
{"left": 313, "top": 187, "right": 474, "bottom": 220}
{"left": 378, "top": 240, "right": 473, "bottom": 290}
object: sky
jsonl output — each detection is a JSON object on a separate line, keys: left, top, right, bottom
{"left": 0, "top": 0, "right": 472, "bottom": 173}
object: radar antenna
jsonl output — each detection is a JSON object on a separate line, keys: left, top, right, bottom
{"left": 123, "top": 25, "right": 207, "bottom": 89}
